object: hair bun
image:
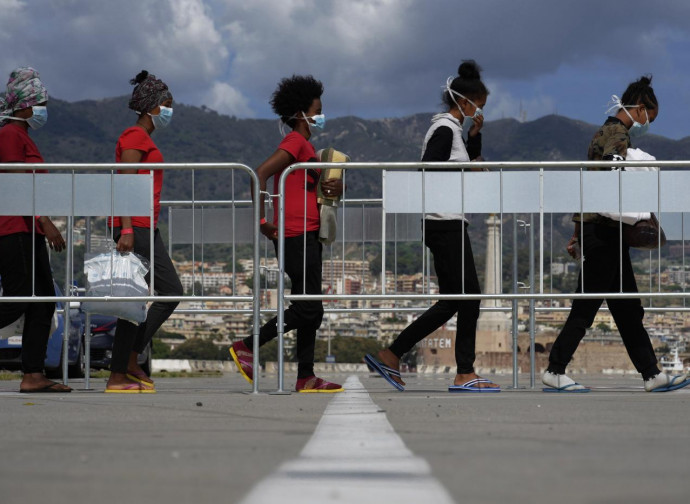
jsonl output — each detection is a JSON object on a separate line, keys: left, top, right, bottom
{"left": 130, "top": 70, "right": 149, "bottom": 86}
{"left": 458, "top": 60, "right": 482, "bottom": 80}
{"left": 638, "top": 75, "right": 653, "bottom": 87}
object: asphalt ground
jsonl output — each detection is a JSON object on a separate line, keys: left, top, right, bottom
{"left": 1, "top": 372, "right": 688, "bottom": 504}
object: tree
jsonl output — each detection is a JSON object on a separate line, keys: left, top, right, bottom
{"left": 595, "top": 322, "right": 611, "bottom": 334}
{"left": 170, "top": 338, "right": 219, "bottom": 360}
{"left": 152, "top": 338, "right": 172, "bottom": 359}
{"left": 155, "top": 329, "right": 186, "bottom": 340}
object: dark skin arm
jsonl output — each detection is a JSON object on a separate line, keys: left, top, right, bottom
{"left": 37, "top": 217, "right": 65, "bottom": 252}
{"left": 253, "top": 149, "right": 342, "bottom": 240}
{"left": 467, "top": 113, "right": 485, "bottom": 169}
{"left": 115, "top": 149, "right": 143, "bottom": 252}
{"left": 567, "top": 221, "right": 581, "bottom": 259}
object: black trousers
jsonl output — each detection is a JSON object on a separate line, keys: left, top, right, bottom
{"left": 244, "top": 231, "right": 324, "bottom": 379}
{"left": 111, "top": 227, "right": 183, "bottom": 374}
{"left": 389, "top": 221, "right": 481, "bottom": 374}
{"left": 548, "top": 223, "right": 659, "bottom": 380}
{"left": 0, "top": 232, "right": 55, "bottom": 374}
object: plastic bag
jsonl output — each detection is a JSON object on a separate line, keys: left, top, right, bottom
{"left": 599, "top": 148, "right": 657, "bottom": 225}
{"left": 82, "top": 250, "right": 150, "bottom": 323}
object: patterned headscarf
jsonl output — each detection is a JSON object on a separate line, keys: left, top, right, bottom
{"left": 0, "top": 67, "right": 48, "bottom": 124}
{"left": 128, "top": 71, "right": 171, "bottom": 113}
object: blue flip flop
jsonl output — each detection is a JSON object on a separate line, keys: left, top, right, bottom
{"left": 449, "top": 378, "right": 500, "bottom": 393}
{"left": 650, "top": 376, "right": 690, "bottom": 393}
{"left": 364, "top": 354, "right": 404, "bottom": 391}
{"left": 542, "top": 383, "right": 590, "bottom": 393}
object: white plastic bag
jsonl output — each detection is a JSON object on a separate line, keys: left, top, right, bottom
{"left": 82, "top": 251, "right": 150, "bottom": 323}
{"left": 599, "top": 148, "right": 657, "bottom": 225}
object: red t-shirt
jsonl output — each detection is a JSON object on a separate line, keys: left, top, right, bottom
{"left": 0, "top": 122, "right": 45, "bottom": 237}
{"left": 109, "top": 127, "right": 164, "bottom": 229}
{"left": 272, "top": 132, "right": 320, "bottom": 237}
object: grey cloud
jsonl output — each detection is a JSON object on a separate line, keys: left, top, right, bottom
{"left": 1, "top": 0, "right": 689, "bottom": 125}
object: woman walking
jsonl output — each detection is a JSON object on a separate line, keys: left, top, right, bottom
{"left": 230, "top": 75, "right": 343, "bottom": 393}
{"left": 366, "top": 61, "right": 499, "bottom": 393}
{"left": 543, "top": 76, "right": 689, "bottom": 393}
{"left": 0, "top": 67, "right": 69, "bottom": 393}
{"left": 105, "top": 71, "right": 183, "bottom": 393}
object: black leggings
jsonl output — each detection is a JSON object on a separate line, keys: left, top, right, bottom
{"left": 389, "top": 221, "right": 481, "bottom": 374}
{"left": 0, "top": 232, "right": 55, "bottom": 374}
{"left": 110, "top": 227, "right": 183, "bottom": 374}
{"left": 244, "top": 231, "right": 324, "bottom": 379}
{"left": 547, "top": 223, "right": 659, "bottom": 380}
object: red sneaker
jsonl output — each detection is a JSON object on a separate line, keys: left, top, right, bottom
{"left": 295, "top": 376, "right": 344, "bottom": 393}
{"left": 229, "top": 340, "right": 254, "bottom": 384}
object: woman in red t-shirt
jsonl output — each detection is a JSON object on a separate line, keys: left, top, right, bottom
{"left": 0, "top": 67, "right": 70, "bottom": 393}
{"left": 105, "top": 71, "right": 183, "bottom": 393}
{"left": 230, "top": 75, "right": 344, "bottom": 393}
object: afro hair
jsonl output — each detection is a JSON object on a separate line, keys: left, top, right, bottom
{"left": 270, "top": 75, "right": 323, "bottom": 128}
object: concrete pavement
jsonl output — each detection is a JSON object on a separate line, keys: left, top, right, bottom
{"left": 1, "top": 372, "right": 688, "bottom": 504}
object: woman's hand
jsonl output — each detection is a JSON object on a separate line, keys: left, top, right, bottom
{"left": 116, "top": 233, "right": 134, "bottom": 253}
{"left": 566, "top": 235, "right": 580, "bottom": 260}
{"left": 320, "top": 178, "right": 343, "bottom": 198}
{"left": 260, "top": 221, "right": 278, "bottom": 240}
{"left": 469, "top": 114, "right": 484, "bottom": 137}
{"left": 39, "top": 217, "right": 65, "bottom": 252}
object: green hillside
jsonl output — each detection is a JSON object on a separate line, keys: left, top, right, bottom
{"left": 26, "top": 97, "right": 690, "bottom": 291}
{"left": 30, "top": 97, "right": 690, "bottom": 203}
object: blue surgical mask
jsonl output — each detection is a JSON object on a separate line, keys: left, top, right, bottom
{"left": 626, "top": 107, "right": 650, "bottom": 138}
{"left": 26, "top": 106, "right": 48, "bottom": 129}
{"left": 149, "top": 105, "right": 173, "bottom": 129}
{"left": 0, "top": 105, "right": 48, "bottom": 129}
{"left": 303, "top": 112, "right": 326, "bottom": 131}
{"left": 608, "top": 96, "right": 651, "bottom": 138}
{"left": 445, "top": 78, "right": 482, "bottom": 129}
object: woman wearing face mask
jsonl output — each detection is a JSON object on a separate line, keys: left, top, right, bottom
{"left": 366, "top": 60, "right": 500, "bottom": 393}
{"left": 105, "top": 70, "right": 183, "bottom": 393}
{"left": 229, "top": 75, "right": 343, "bottom": 393}
{"left": 543, "top": 75, "right": 689, "bottom": 393}
{"left": 0, "top": 67, "right": 70, "bottom": 393}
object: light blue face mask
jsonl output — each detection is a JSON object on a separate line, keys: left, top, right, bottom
{"left": 606, "top": 95, "right": 650, "bottom": 138}
{"left": 445, "top": 78, "right": 482, "bottom": 129}
{"left": 625, "top": 107, "right": 650, "bottom": 138}
{"left": 149, "top": 105, "right": 173, "bottom": 129}
{"left": 26, "top": 106, "right": 48, "bottom": 129}
{"left": 0, "top": 105, "right": 48, "bottom": 129}
{"left": 303, "top": 112, "right": 326, "bottom": 131}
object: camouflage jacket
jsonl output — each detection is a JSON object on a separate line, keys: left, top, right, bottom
{"left": 574, "top": 117, "right": 631, "bottom": 225}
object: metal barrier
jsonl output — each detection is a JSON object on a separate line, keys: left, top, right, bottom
{"left": 275, "top": 160, "right": 690, "bottom": 391}
{"left": 0, "top": 163, "right": 262, "bottom": 393}
{"left": 3, "top": 160, "right": 690, "bottom": 394}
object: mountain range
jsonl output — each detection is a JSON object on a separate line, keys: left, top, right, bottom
{"left": 28, "top": 96, "right": 690, "bottom": 289}
{"left": 30, "top": 96, "right": 690, "bottom": 202}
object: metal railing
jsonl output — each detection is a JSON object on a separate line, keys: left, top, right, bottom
{"left": 274, "top": 160, "right": 690, "bottom": 391}
{"left": 3, "top": 160, "right": 690, "bottom": 393}
{"left": 0, "top": 163, "right": 262, "bottom": 392}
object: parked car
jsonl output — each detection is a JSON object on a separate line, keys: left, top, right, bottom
{"left": 0, "top": 281, "right": 85, "bottom": 378}
{"left": 82, "top": 311, "right": 151, "bottom": 376}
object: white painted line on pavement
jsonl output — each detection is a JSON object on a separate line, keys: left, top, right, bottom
{"left": 240, "top": 375, "right": 455, "bottom": 504}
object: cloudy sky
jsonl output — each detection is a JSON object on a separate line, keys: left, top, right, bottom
{"left": 3, "top": 0, "right": 690, "bottom": 139}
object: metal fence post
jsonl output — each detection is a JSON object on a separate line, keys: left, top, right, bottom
{"left": 511, "top": 214, "right": 519, "bottom": 389}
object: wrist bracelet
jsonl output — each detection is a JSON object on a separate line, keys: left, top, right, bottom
{"left": 120, "top": 228, "right": 134, "bottom": 235}
{"left": 260, "top": 217, "right": 267, "bottom": 225}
